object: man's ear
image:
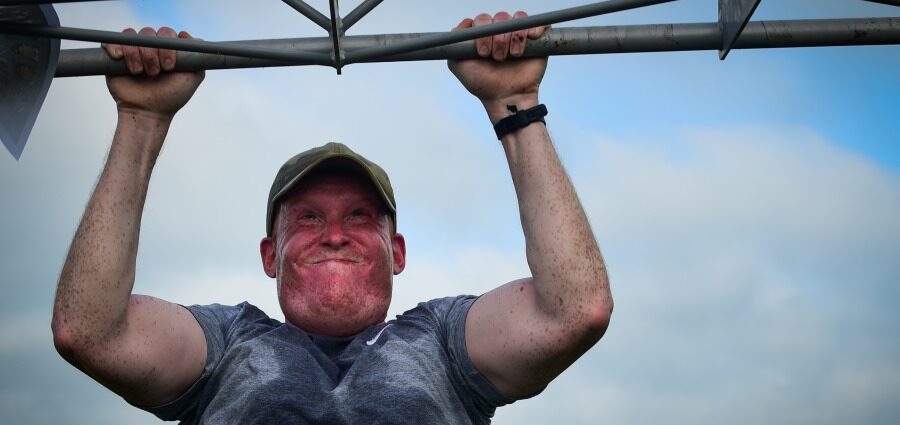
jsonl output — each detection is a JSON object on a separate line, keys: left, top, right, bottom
{"left": 392, "top": 233, "right": 406, "bottom": 275}
{"left": 260, "top": 237, "right": 277, "bottom": 278}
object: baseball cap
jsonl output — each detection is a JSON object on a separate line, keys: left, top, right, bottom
{"left": 266, "top": 142, "right": 396, "bottom": 237}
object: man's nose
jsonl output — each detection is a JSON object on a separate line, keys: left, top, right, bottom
{"left": 322, "top": 220, "right": 350, "bottom": 247}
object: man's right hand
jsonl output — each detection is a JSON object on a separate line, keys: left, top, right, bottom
{"left": 103, "top": 27, "right": 205, "bottom": 119}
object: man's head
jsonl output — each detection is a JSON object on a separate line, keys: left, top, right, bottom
{"left": 260, "top": 143, "right": 406, "bottom": 337}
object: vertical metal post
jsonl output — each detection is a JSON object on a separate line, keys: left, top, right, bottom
{"left": 719, "top": 0, "right": 761, "bottom": 59}
{"left": 329, "top": 0, "right": 343, "bottom": 73}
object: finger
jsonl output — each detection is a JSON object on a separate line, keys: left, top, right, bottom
{"left": 491, "top": 12, "right": 512, "bottom": 62}
{"left": 179, "top": 30, "right": 201, "bottom": 42}
{"left": 528, "top": 23, "right": 549, "bottom": 40}
{"left": 179, "top": 31, "right": 205, "bottom": 78}
{"left": 157, "top": 26, "right": 177, "bottom": 71}
{"left": 120, "top": 28, "right": 143, "bottom": 75}
{"left": 102, "top": 42, "right": 123, "bottom": 59}
{"left": 138, "top": 27, "right": 161, "bottom": 77}
{"left": 473, "top": 13, "right": 493, "bottom": 58}
{"left": 510, "top": 11, "right": 530, "bottom": 57}
{"left": 452, "top": 18, "right": 473, "bottom": 32}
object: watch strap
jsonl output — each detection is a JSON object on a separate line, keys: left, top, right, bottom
{"left": 493, "top": 104, "right": 548, "bottom": 140}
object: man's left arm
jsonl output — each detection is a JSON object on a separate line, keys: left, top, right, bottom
{"left": 449, "top": 12, "right": 613, "bottom": 399}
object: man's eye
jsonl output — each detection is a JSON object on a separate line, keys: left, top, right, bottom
{"left": 348, "top": 209, "right": 370, "bottom": 222}
{"left": 300, "top": 213, "right": 319, "bottom": 222}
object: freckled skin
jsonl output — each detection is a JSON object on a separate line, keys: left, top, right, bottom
{"left": 52, "top": 28, "right": 208, "bottom": 408}
{"left": 261, "top": 169, "right": 406, "bottom": 337}
{"left": 451, "top": 12, "right": 612, "bottom": 399}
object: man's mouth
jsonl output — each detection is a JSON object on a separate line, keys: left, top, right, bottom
{"left": 314, "top": 258, "right": 357, "bottom": 264}
{"left": 309, "top": 254, "right": 363, "bottom": 265}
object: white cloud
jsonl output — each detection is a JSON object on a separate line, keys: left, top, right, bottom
{"left": 2, "top": 2, "right": 898, "bottom": 424}
{"left": 0, "top": 311, "right": 49, "bottom": 353}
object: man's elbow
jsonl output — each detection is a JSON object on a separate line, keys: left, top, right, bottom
{"left": 573, "top": 274, "right": 612, "bottom": 341}
{"left": 573, "top": 258, "right": 613, "bottom": 338}
{"left": 51, "top": 315, "right": 80, "bottom": 363}
{"left": 584, "top": 294, "right": 612, "bottom": 340}
{"left": 51, "top": 311, "right": 101, "bottom": 365}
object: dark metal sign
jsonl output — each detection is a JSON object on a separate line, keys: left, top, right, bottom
{"left": 0, "top": 4, "right": 58, "bottom": 159}
{"left": 718, "top": 0, "right": 761, "bottom": 59}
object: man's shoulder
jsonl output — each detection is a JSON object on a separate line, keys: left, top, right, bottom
{"left": 184, "top": 301, "right": 282, "bottom": 335}
{"left": 409, "top": 294, "right": 477, "bottom": 312}
{"left": 391, "top": 295, "right": 478, "bottom": 328}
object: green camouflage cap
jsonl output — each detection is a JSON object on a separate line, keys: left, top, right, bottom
{"left": 266, "top": 142, "right": 396, "bottom": 237}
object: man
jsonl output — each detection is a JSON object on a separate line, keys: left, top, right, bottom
{"left": 51, "top": 11, "right": 612, "bottom": 424}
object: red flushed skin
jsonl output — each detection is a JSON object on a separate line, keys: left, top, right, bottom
{"left": 260, "top": 169, "right": 406, "bottom": 337}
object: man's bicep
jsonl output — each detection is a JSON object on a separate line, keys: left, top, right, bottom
{"left": 466, "top": 278, "right": 601, "bottom": 399}
{"left": 91, "top": 295, "right": 207, "bottom": 408}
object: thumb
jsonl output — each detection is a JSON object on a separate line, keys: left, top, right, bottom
{"left": 102, "top": 43, "right": 124, "bottom": 59}
{"left": 528, "top": 24, "right": 550, "bottom": 40}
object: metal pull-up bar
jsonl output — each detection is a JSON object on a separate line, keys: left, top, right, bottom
{"left": 45, "top": 18, "right": 900, "bottom": 77}
{"left": 1, "top": 0, "right": 899, "bottom": 159}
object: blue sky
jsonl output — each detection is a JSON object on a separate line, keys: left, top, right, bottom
{"left": 1, "top": 1, "right": 899, "bottom": 424}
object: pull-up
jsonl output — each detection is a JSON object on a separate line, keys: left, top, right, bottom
{"left": 51, "top": 11, "right": 612, "bottom": 424}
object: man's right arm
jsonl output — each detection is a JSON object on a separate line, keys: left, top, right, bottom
{"left": 51, "top": 27, "right": 208, "bottom": 407}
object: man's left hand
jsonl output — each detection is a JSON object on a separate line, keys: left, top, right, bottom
{"left": 448, "top": 11, "right": 548, "bottom": 124}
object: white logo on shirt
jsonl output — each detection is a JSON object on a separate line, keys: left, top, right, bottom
{"left": 366, "top": 324, "right": 391, "bottom": 346}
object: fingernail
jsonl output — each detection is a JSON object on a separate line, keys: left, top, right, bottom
{"left": 114, "top": 47, "right": 122, "bottom": 57}
{"left": 165, "top": 58, "right": 174, "bottom": 68}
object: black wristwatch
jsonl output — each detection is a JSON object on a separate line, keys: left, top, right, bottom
{"left": 493, "top": 104, "right": 548, "bottom": 140}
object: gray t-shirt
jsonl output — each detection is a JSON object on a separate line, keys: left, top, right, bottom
{"left": 138, "top": 295, "right": 518, "bottom": 424}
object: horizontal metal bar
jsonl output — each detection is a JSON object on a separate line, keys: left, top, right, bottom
{"left": 0, "top": 0, "right": 114, "bottom": 4}
{"left": 52, "top": 18, "right": 900, "bottom": 77}
{"left": 345, "top": 0, "right": 676, "bottom": 64}
{"left": 282, "top": 0, "right": 330, "bottom": 32}
{"left": 343, "top": 0, "right": 383, "bottom": 31}
{"left": 0, "top": 21, "right": 333, "bottom": 65}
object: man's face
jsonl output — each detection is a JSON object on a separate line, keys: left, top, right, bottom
{"left": 260, "top": 166, "right": 405, "bottom": 336}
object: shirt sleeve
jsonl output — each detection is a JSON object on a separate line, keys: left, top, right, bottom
{"left": 423, "top": 296, "right": 519, "bottom": 418}
{"left": 133, "top": 302, "right": 246, "bottom": 422}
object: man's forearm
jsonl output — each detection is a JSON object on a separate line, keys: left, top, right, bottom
{"left": 492, "top": 100, "right": 612, "bottom": 324}
{"left": 52, "top": 111, "right": 171, "bottom": 352}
